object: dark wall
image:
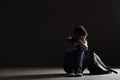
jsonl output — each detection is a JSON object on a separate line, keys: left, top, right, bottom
{"left": 0, "top": 0, "right": 120, "bottom": 67}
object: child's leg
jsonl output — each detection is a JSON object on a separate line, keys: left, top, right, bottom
{"left": 63, "top": 52, "right": 75, "bottom": 74}
{"left": 74, "top": 50, "right": 85, "bottom": 74}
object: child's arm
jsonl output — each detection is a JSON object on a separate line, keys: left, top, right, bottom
{"left": 64, "top": 41, "right": 78, "bottom": 53}
{"left": 79, "top": 40, "right": 88, "bottom": 51}
{"left": 64, "top": 37, "right": 78, "bottom": 53}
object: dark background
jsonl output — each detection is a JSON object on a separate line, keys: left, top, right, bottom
{"left": 0, "top": 0, "right": 120, "bottom": 67}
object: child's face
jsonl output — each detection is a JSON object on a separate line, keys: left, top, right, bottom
{"left": 75, "top": 34, "right": 87, "bottom": 41}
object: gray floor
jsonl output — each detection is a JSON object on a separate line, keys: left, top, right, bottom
{"left": 0, "top": 67, "right": 120, "bottom": 80}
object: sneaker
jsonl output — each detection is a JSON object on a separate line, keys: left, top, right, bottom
{"left": 67, "top": 73, "right": 75, "bottom": 77}
{"left": 75, "top": 72, "right": 83, "bottom": 77}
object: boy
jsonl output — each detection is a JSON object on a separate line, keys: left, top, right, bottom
{"left": 63, "top": 25, "right": 88, "bottom": 77}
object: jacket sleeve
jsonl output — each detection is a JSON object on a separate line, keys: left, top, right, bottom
{"left": 64, "top": 36, "right": 78, "bottom": 53}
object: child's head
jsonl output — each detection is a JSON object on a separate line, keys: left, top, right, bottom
{"left": 73, "top": 25, "right": 88, "bottom": 40}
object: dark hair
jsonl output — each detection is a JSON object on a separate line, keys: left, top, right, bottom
{"left": 73, "top": 25, "right": 88, "bottom": 36}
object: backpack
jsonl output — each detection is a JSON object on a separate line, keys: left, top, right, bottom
{"left": 85, "top": 48, "right": 118, "bottom": 75}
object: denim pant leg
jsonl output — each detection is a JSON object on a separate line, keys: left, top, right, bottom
{"left": 63, "top": 52, "right": 75, "bottom": 73}
{"left": 74, "top": 50, "right": 85, "bottom": 73}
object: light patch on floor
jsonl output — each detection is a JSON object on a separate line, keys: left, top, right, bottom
{"left": 0, "top": 67, "right": 119, "bottom": 80}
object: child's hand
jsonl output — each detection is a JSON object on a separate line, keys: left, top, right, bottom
{"left": 79, "top": 40, "right": 88, "bottom": 51}
{"left": 80, "top": 44, "right": 88, "bottom": 51}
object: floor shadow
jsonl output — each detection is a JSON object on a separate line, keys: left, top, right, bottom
{"left": 0, "top": 73, "right": 66, "bottom": 80}
{"left": 0, "top": 73, "right": 113, "bottom": 80}
{"left": 83, "top": 73, "right": 112, "bottom": 76}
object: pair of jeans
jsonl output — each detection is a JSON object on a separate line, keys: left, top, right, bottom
{"left": 63, "top": 49, "right": 85, "bottom": 74}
